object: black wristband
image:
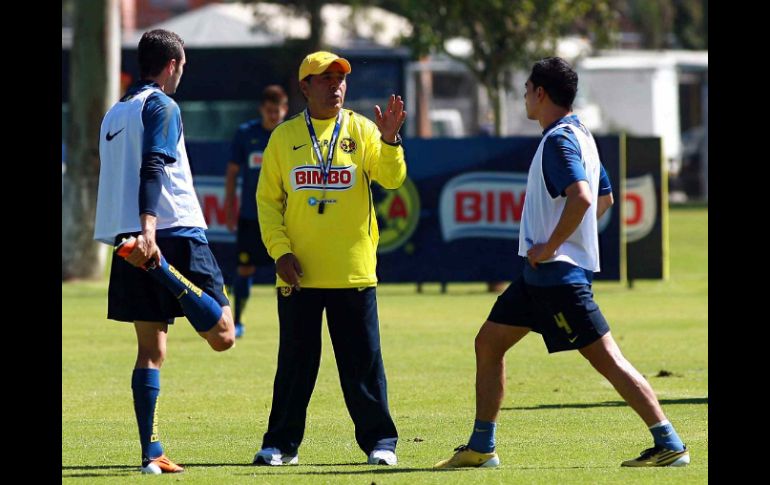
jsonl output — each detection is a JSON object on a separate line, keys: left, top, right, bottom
{"left": 381, "top": 134, "right": 402, "bottom": 146}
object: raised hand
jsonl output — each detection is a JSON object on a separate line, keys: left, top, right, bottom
{"left": 374, "top": 94, "right": 406, "bottom": 143}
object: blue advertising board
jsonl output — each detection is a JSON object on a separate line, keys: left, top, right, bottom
{"left": 186, "top": 135, "right": 623, "bottom": 284}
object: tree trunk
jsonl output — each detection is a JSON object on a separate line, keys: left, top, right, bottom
{"left": 62, "top": 0, "right": 120, "bottom": 280}
{"left": 487, "top": 81, "right": 506, "bottom": 136}
{"left": 308, "top": 0, "right": 323, "bottom": 51}
{"left": 416, "top": 56, "right": 433, "bottom": 138}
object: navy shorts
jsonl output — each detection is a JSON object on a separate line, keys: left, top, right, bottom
{"left": 487, "top": 275, "right": 610, "bottom": 353}
{"left": 107, "top": 234, "right": 230, "bottom": 324}
{"left": 237, "top": 218, "right": 273, "bottom": 267}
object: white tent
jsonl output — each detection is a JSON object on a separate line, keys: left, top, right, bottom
{"left": 123, "top": 2, "right": 412, "bottom": 48}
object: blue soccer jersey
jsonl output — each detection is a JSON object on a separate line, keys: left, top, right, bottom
{"left": 138, "top": 82, "right": 183, "bottom": 161}
{"left": 231, "top": 119, "right": 273, "bottom": 220}
{"left": 541, "top": 114, "right": 612, "bottom": 200}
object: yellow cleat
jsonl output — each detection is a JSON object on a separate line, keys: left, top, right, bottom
{"left": 434, "top": 444, "right": 500, "bottom": 469}
{"left": 621, "top": 445, "right": 690, "bottom": 467}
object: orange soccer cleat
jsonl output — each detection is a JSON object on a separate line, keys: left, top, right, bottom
{"left": 141, "top": 454, "right": 184, "bottom": 474}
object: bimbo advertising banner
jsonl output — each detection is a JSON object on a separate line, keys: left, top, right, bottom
{"left": 370, "top": 137, "right": 622, "bottom": 283}
{"left": 187, "top": 136, "right": 623, "bottom": 284}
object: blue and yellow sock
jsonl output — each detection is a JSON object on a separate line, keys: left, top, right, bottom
{"left": 468, "top": 419, "right": 496, "bottom": 453}
{"left": 233, "top": 275, "right": 252, "bottom": 324}
{"left": 149, "top": 255, "right": 223, "bottom": 332}
{"left": 116, "top": 238, "right": 223, "bottom": 332}
{"left": 132, "top": 368, "right": 163, "bottom": 461}
{"left": 649, "top": 420, "right": 685, "bottom": 451}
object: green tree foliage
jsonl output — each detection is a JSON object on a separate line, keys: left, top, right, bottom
{"left": 672, "top": 0, "right": 707, "bottom": 49}
{"left": 624, "top": 0, "right": 707, "bottom": 49}
{"left": 248, "top": 0, "right": 625, "bottom": 134}
{"left": 375, "top": 0, "right": 618, "bottom": 134}
{"left": 626, "top": 0, "right": 674, "bottom": 48}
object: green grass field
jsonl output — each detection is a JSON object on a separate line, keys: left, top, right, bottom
{"left": 62, "top": 205, "right": 708, "bottom": 483}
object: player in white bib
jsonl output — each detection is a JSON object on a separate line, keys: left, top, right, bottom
{"left": 93, "top": 29, "right": 235, "bottom": 475}
{"left": 435, "top": 57, "right": 689, "bottom": 469}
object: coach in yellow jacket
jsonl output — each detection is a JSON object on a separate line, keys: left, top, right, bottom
{"left": 253, "top": 51, "right": 405, "bottom": 467}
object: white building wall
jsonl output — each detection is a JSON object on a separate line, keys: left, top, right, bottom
{"left": 650, "top": 66, "right": 681, "bottom": 162}
{"left": 579, "top": 69, "right": 657, "bottom": 135}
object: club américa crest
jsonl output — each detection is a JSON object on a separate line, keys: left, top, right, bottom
{"left": 340, "top": 137, "right": 357, "bottom": 154}
{"left": 372, "top": 176, "right": 420, "bottom": 254}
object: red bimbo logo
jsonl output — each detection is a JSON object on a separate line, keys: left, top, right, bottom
{"left": 624, "top": 174, "right": 657, "bottom": 242}
{"left": 290, "top": 165, "right": 356, "bottom": 191}
{"left": 439, "top": 172, "right": 528, "bottom": 241}
{"left": 248, "top": 151, "right": 264, "bottom": 169}
{"left": 194, "top": 176, "right": 236, "bottom": 243}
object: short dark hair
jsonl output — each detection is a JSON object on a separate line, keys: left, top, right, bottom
{"left": 262, "top": 85, "right": 288, "bottom": 105}
{"left": 528, "top": 57, "right": 578, "bottom": 110}
{"left": 138, "top": 29, "right": 185, "bottom": 78}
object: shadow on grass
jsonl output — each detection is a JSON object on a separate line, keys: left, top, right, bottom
{"left": 61, "top": 463, "right": 254, "bottom": 478}
{"left": 63, "top": 473, "right": 135, "bottom": 479}
{"left": 62, "top": 465, "right": 136, "bottom": 479}
{"left": 295, "top": 462, "right": 373, "bottom": 467}
{"left": 234, "top": 464, "right": 620, "bottom": 476}
{"left": 235, "top": 466, "right": 446, "bottom": 476}
{"left": 61, "top": 464, "right": 446, "bottom": 478}
{"left": 502, "top": 396, "right": 707, "bottom": 411}
{"left": 63, "top": 463, "right": 621, "bottom": 478}
{"left": 61, "top": 462, "right": 263, "bottom": 467}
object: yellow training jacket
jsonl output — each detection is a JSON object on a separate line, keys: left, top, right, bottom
{"left": 257, "top": 109, "right": 406, "bottom": 288}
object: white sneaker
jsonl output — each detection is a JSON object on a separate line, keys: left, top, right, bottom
{"left": 253, "top": 447, "right": 299, "bottom": 466}
{"left": 368, "top": 449, "right": 397, "bottom": 465}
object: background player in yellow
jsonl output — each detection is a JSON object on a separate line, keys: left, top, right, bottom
{"left": 253, "top": 51, "right": 405, "bottom": 466}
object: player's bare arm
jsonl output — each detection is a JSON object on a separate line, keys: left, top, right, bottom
{"left": 596, "top": 193, "right": 614, "bottom": 219}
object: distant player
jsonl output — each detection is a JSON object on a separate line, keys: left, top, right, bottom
{"left": 224, "top": 85, "right": 289, "bottom": 338}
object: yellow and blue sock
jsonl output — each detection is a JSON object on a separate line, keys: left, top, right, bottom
{"left": 649, "top": 420, "right": 685, "bottom": 451}
{"left": 148, "top": 255, "right": 223, "bottom": 332}
{"left": 468, "top": 419, "right": 496, "bottom": 453}
{"left": 132, "top": 368, "right": 163, "bottom": 462}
